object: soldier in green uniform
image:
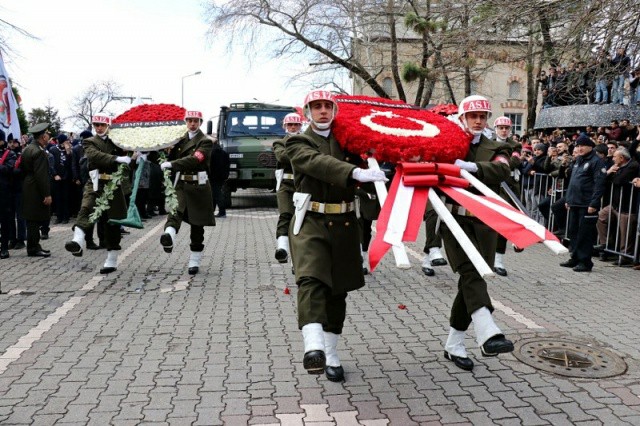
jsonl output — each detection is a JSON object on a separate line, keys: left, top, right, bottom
{"left": 65, "top": 113, "right": 131, "bottom": 273}
{"left": 160, "top": 110, "right": 215, "bottom": 275}
{"left": 286, "top": 90, "right": 388, "bottom": 382}
{"left": 492, "top": 116, "right": 522, "bottom": 276}
{"left": 441, "top": 96, "right": 514, "bottom": 371}
{"left": 21, "top": 123, "right": 52, "bottom": 257}
{"left": 272, "top": 112, "right": 303, "bottom": 263}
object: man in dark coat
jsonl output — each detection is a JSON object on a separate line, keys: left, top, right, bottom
{"left": 50, "top": 133, "right": 73, "bottom": 224}
{"left": 286, "top": 90, "right": 388, "bottom": 382}
{"left": 160, "top": 110, "right": 215, "bottom": 275}
{"left": 440, "top": 96, "right": 514, "bottom": 372}
{"left": 272, "top": 112, "right": 303, "bottom": 263}
{"left": 20, "top": 123, "right": 52, "bottom": 257}
{"left": 560, "top": 134, "right": 607, "bottom": 272}
{"left": 65, "top": 114, "right": 131, "bottom": 273}
{"left": 209, "top": 139, "right": 230, "bottom": 218}
{"left": 0, "top": 129, "right": 17, "bottom": 258}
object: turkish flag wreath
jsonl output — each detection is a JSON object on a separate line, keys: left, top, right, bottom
{"left": 330, "top": 95, "right": 566, "bottom": 273}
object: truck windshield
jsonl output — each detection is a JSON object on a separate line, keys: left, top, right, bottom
{"left": 226, "top": 111, "right": 290, "bottom": 137}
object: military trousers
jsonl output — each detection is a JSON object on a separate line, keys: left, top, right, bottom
{"left": 275, "top": 183, "right": 294, "bottom": 238}
{"left": 297, "top": 276, "right": 347, "bottom": 334}
{"left": 423, "top": 208, "right": 443, "bottom": 253}
{"left": 26, "top": 220, "right": 44, "bottom": 253}
{"left": 440, "top": 218, "right": 496, "bottom": 332}
{"left": 166, "top": 209, "right": 204, "bottom": 252}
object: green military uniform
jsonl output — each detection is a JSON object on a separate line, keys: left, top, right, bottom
{"left": 273, "top": 135, "right": 295, "bottom": 238}
{"left": 75, "top": 135, "right": 128, "bottom": 251}
{"left": 21, "top": 140, "right": 51, "bottom": 253}
{"left": 439, "top": 135, "right": 511, "bottom": 332}
{"left": 165, "top": 129, "right": 215, "bottom": 252}
{"left": 496, "top": 136, "right": 521, "bottom": 255}
{"left": 286, "top": 127, "right": 363, "bottom": 334}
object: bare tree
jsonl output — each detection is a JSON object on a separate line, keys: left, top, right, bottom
{"left": 0, "top": 17, "right": 38, "bottom": 57}
{"left": 69, "top": 80, "right": 122, "bottom": 130}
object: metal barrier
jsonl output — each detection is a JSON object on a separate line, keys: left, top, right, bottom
{"left": 520, "top": 172, "right": 565, "bottom": 230}
{"left": 598, "top": 182, "right": 639, "bottom": 264}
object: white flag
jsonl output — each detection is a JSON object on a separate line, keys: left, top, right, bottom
{"left": 0, "top": 53, "right": 22, "bottom": 141}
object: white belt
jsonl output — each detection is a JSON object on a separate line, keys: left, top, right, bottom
{"left": 445, "top": 203, "right": 475, "bottom": 217}
{"left": 308, "top": 201, "right": 355, "bottom": 214}
{"left": 283, "top": 173, "right": 294, "bottom": 180}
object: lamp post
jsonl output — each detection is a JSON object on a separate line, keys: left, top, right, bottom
{"left": 181, "top": 71, "right": 201, "bottom": 107}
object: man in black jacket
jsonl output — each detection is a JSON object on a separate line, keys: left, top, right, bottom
{"left": 560, "top": 134, "right": 607, "bottom": 272}
{"left": 209, "top": 140, "right": 230, "bottom": 218}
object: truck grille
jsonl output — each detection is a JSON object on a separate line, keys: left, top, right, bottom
{"left": 257, "top": 152, "right": 277, "bottom": 168}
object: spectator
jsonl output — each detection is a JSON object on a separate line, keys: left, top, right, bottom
{"left": 560, "top": 134, "right": 607, "bottom": 272}
{"left": 630, "top": 68, "right": 640, "bottom": 106}
{"left": 610, "top": 47, "right": 631, "bottom": 105}
{"left": 594, "top": 49, "right": 611, "bottom": 104}
{"left": 596, "top": 147, "right": 639, "bottom": 262}
{"left": 50, "top": 134, "right": 73, "bottom": 224}
{"left": 605, "top": 120, "right": 623, "bottom": 142}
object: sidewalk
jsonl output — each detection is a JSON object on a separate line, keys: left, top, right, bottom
{"left": 1, "top": 204, "right": 639, "bottom": 425}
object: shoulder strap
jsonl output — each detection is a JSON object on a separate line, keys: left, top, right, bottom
{"left": 0, "top": 150, "right": 9, "bottom": 165}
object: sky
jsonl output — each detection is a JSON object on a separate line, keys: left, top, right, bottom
{"left": 1, "top": 0, "right": 325, "bottom": 132}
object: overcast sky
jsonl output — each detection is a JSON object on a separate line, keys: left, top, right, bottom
{"left": 2, "top": 0, "right": 322, "bottom": 132}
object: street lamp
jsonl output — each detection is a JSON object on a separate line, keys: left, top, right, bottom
{"left": 181, "top": 71, "right": 201, "bottom": 107}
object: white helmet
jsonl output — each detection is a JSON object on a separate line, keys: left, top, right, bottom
{"left": 302, "top": 89, "right": 338, "bottom": 130}
{"left": 458, "top": 95, "right": 492, "bottom": 135}
{"left": 184, "top": 110, "right": 203, "bottom": 121}
{"left": 282, "top": 113, "right": 304, "bottom": 135}
{"left": 493, "top": 116, "right": 512, "bottom": 128}
{"left": 91, "top": 113, "right": 112, "bottom": 126}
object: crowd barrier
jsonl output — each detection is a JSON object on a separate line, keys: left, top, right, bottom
{"left": 518, "top": 173, "right": 639, "bottom": 265}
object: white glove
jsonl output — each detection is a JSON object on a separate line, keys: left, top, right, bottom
{"left": 160, "top": 161, "right": 172, "bottom": 170}
{"left": 115, "top": 156, "right": 131, "bottom": 165}
{"left": 352, "top": 167, "right": 389, "bottom": 183}
{"left": 454, "top": 159, "right": 478, "bottom": 173}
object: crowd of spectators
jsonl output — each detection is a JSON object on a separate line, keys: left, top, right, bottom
{"left": 538, "top": 47, "right": 640, "bottom": 108}
{"left": 0, "top": 130, "right": 167, "bottom": 258}
{"left": 511, "top": 120, "right": 640, "bottom": 269}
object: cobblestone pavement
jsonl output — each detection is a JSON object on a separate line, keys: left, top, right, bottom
{"left": 1, "top": 190, "right": 640, "bottom": 425}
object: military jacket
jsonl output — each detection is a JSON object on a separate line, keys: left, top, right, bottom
{"left": 20, "top": 142, "right": 51, "bottom": 221}
{"left": 82, "top": 135, "right": 128, "bottom": 220}
{"left": 273, "top": 135, "right": 295, "bottom": 216}
{"left": 169, "top": 129, "right": 214, "bottom": 226}
{"left": 286, "top": 127, "right": 363, "bottom": 293}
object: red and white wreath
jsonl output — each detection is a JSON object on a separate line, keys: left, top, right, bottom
{"left": 110, "top": 103, "right": 187, "bottom": 151}
{"left": 331, "top": 95, "right": 471, "bottom": 164}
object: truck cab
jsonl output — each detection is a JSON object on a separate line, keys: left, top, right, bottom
{"left": 207, "top": 102, "right": 296, "bottom": 207}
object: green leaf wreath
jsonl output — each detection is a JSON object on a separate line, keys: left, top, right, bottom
{"left": 89, "top": 164, "right": 127, "bottom": 223}
{"left": 159, "top": 152, "right": 179, "bottom": 215}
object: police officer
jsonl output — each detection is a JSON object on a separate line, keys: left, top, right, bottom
{"left": 492, "top": 116, "right": 522, "bottom": 276}
{"left": 65, "top": 113, "right": 131, "bottom": 274}
{"left": 272, "top": 112, "right": 303, "bottom": 263}
{"left": 0, "top": 129, "right": 17, "bottom": 259}
{"left": 286, "top": 90, "right": 388, "bottom": 382}
{"left": 560, "top": 134, "right": 607, "bottom": 272}
{"left": 440, "top": 96, "right": 514, "bottom": 371}
{"left": 21, "top": 123, "right": 52, "bottom": 257}
{"left": 160, "top": 110, "right": 215, "bottom": 275}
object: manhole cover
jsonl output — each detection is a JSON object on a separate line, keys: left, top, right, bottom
{"left": 513, "top": 337, "right": 627, "bottom": 378}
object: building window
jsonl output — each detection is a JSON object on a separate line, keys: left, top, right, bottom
{"left": 382, "top": 77, "right": 393, "bottom": 97}
{"left": 505, "top": 113, "right": 523, "bottom": 135}
{"left": 508, "top": 81, "right": 521, "bottom": 99}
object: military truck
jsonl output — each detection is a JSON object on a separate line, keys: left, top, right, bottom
{"left": 207, "top": 102, "right": 296, "bottom": 207}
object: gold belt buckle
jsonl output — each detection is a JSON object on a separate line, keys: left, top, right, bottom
{"left": 325, "top": 203, "right": 341, "bottom": 214}
{"left": 310, "top": 201, "right": 321, "bottom": 212}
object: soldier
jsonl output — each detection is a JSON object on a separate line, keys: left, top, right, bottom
{"left": 272, "top": 112, "right": 303, "bottom": 263}
{"left": 0, "top": 129, "right": 17, "bottom": 259}
{"left": 492, "top": 116, "right": 522, "bottom": 276}
{"left": 440, "top": 96, "right": 514, "bottom": 371}
{"left": 420, "top": 209, "right": 448, "bottom": 276}
{"left": 286, "top": 89, "right": 388, "bottom": 382}
{"left": 64, "top": 113, "right": 131, "bottom": 274}
{"left": 160, "top": 110, "right": 215, "bottom": 275}
{"left": 21, "top": 123, "right": 52, "bottom": 257}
